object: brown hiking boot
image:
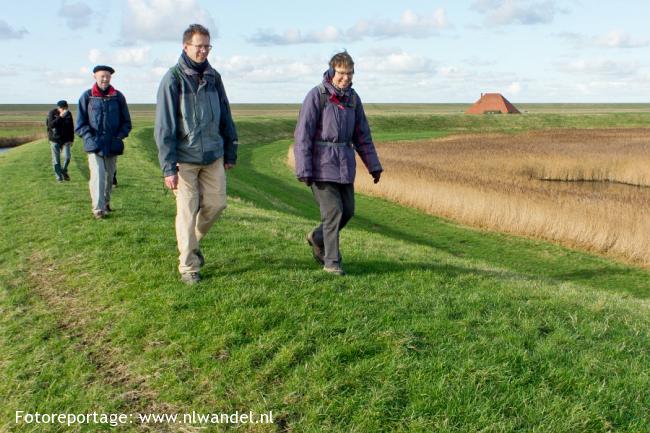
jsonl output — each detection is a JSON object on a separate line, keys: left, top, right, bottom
{"left": 306, "top": 231, "right": 324, "bottom": 265}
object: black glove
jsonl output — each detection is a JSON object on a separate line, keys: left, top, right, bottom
{"left": 299, "top": 177, "right": 313, "bottom": 187}
{"left": 371, "top": 171, "right": 381, "bottom": 184}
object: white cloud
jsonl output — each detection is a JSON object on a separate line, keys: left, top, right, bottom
{"left": 119, "top": 0, "right": 216, "bottom": 44}
{"left": 58, "top": 1, "right": 93, "bottom": 29}
{"left": 560, "top": 58, "right": 639, "bottom": 77}
{"left": 507, "top": 81, "right": 522, "bottom": 94}
{"left": 247, "top": 9, "right": 449, "bottom": 46}
{"left": 0, "top": 66, "right": 18, "bottom": 76}
{"left": 574, "top": 79, "right": 642, "bottom": 98}
{"left": 152, "top": 53, "right": 180, "bottom": 68}
{"left": 463, "top": 57, "right": 497, "bottom": 67}
{"left": 360, "top": 49, "right": 436, "bottom": 74}
{"left": 88, "top": 49, "right": 102, "bottom": 63}
{"left": 248, "top": 26, "right": 341, "bottom": 46}
{"left": 557, "top": 30, "right": 649, "bottom": 49}
{"left": 217, "top": 55, "right": 318, "bottom": 83}
{"left": 368, "top": 52, "right": 434, "bottom": 74}
{"left": 59, "top": 77, "right": 87, "bottom": 86}
{"left": 352, "top": 9, "right": 449, "bottom": 39}
{"left": 152, "top": 67, "right": 169, "bottom": 77}
{"left": 0, "top": 19, "right": 27, "bottom": 39}
{"left": 472, "top": 0, "right": 562, "bottom": 26}
{"left": 596, "top": 30, "right": 649, "bottom": 48}
{"left": 45, "top": 68, "right": 89, "bottom": 89}
{"left": 437, "top": 65, "right": 467, "bottom": 78}
{"left": 87, "top": 47, "right": 152, "bottom": 67}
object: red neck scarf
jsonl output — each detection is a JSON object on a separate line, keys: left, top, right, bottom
{"left": 91, "top": 83, "right": 117, "bottom": 97}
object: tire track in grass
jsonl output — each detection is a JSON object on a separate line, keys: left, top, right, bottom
{"left": 26, "top": 251, "right": 198, "bottom": 433}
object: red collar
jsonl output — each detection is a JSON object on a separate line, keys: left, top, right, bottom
{"left": 91, "top": 83, "right": 117, "bottom": 97}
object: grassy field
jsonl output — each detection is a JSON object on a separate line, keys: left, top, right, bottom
{"left": 1, "top": 107, "right": 650, "bottom": 432}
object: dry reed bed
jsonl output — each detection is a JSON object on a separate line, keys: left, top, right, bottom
{"left": 0, "top": 134, "right": 46, "bottom": 148}
{"left": 288, "top": 128, "right": 650, "bottom": 266}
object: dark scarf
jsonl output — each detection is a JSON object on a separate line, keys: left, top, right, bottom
{"left": 181, "top": 51, "right": 208, "bottom": 75}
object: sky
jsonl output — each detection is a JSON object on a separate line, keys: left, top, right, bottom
{"left": 1, "top": 0, "right": 649, "bottom": 104}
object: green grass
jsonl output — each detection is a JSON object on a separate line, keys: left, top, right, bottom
{"left": 1, "top": 113, "right": 650, "bottom": 433}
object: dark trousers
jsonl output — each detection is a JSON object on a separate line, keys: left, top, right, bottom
{"left": 310, "top": 181, "right": 355, "bottom": 267}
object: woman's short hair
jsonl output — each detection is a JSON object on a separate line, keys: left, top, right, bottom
{"left": 329, "top": 51, "right": 354, "bottom": 71}
{"left": 183, "top": 24, "right": 210, "bottom": 44}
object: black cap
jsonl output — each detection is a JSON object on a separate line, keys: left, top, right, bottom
{"left": 93, "top": 65, "right": 115, "bottom": 74}
{"left": 57, "top": 100, "right": 68, "bottom": 108}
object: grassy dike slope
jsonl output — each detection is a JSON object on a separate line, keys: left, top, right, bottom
{"left": 1, "top": 116, "right": 650, "bottom": 433}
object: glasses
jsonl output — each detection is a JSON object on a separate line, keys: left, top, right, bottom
{"left": 188, "top": 44, "right": 212, "bottom": 51}
{"left": 334, "top": 70, "right": 354, "bottom": 77}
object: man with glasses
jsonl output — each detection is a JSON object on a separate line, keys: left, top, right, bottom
{"left": 294, "top": 51, "right": 383, "bottom": 276}
{"left": 155, "top": 23, "right": 238, "bottom": 285}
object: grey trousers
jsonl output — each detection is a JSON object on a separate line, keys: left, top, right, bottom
{"left": 87, "top": 153, "right": 116, "bottom": 214}
{"left": 310, "top": 181, "right": 355, "bottom": 267}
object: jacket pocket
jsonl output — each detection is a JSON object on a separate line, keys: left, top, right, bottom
{"left": 110, "top": 137, "right": 124, "bottom": 155}
{"left": 83, "top": 136, "right": 100, "bottom": 153}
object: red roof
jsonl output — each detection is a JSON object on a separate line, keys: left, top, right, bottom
{"left": 465, "top": 93, "right": 520, "bottom": 114}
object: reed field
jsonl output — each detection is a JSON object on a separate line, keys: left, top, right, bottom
{"left": 356, "top": 128, "right": 650, "bottom": 266}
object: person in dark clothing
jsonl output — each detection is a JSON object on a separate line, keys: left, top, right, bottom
{"left": 46, "top": 100, "right": 75, "bottom": 182}
{"left": 293, "top": 51, "right": 383, "bottom": 275}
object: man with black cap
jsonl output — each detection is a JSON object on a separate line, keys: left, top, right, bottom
{"left": 75, "top": 64, "right": 132, "bottom": 219}
{"left": 154, "top": 24, "right": 238, "bottom": 284}
{"left": 46, "top": 100, "right": 74, "bottom": 182}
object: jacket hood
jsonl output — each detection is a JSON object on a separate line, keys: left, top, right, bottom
{"left": 322, "top": 68, "right": 353, "bottom": 98}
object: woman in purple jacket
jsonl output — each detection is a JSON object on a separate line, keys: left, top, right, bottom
{"left": 293, "top": 51, "right": 383, "bottom": 275}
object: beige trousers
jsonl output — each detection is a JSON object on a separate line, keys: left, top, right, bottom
{"left": 174, "top": 158, "right": 227, "bottom": 274}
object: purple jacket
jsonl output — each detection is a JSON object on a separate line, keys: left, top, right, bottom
{"left": 294, "top": 70, "right": 382, "bottom": 184}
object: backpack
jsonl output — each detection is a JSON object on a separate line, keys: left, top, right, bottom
{"left": 169, "top": 64, "right": 225, "bottom": 106}
{"left": 170, "top": 64, "right": 183, "bottom": 93}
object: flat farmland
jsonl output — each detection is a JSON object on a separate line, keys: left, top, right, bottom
{"left": 3, "top": 104, "right": 650, "bottom": 433}
{"left": 352, "top": 128, "right": 650, "bottom": 267}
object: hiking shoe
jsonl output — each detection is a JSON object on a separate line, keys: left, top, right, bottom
{"left": 105, "top": 203, "right": 113, "bottom": 213}
{"left": 56, "top": 177, "right": 63, "bottom": 183}
{"left": 62, "top": 172, "right": 70, "bottom": 181}
{"left": 195, "top": 249, "right": 205, "bottom": 267}
{"left": 323, "top": 265, "right": 346, "bottom": 276}
{"left": 181, "top": 272, "right": 201, "bottom": 285}
{"left": 93, "top": 211, "right": 105, "bottom": 220}
{"left": 306, "top": 231, "right": 324, "bottom": 265}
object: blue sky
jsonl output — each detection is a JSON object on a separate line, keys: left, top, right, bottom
{"left": 1, "top": 0, "right": 649, "bottom": 103}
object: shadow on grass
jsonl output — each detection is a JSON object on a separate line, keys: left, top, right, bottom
{"left": 132, "top": 125, "right": 650, "bottom": 299}
{"left": 72, "top": 141, "right": 90, "bottom": 181}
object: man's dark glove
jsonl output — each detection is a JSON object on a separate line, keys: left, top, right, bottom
{"left": 299, "top": 177, "right": 313, "bottom": 187}
{"left": 371, "top": 171, "right": 381, "bottom": 184}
